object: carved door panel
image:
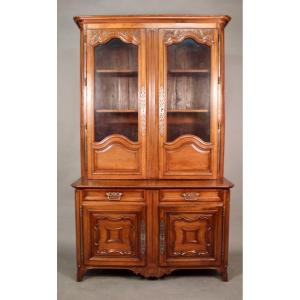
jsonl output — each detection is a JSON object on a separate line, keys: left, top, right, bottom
{"left": 158, "top": 29, "right": 219, "bottom": 179}
{"left": 83, "top": 203, "right": 146, "bottom": 266}
{"left": 159, "top": 203, "right": 223, "bottom": 267}
{"left": 86, "top": 29, "right": 147, "bottom": 179}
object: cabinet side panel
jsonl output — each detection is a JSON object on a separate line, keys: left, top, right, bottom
{"left": 218, "top": 26, "right": 225, "bottom": 177}
{"left": 75, "top": 190, "right": 83, "bottom": 269}
{"left": 80, "top": 26, "right": 88, "bottom": 177}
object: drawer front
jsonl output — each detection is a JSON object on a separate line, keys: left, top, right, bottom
{"left": 160, "top": 189, "right": 222, "bottom": 202}
{"left": 83, "top": 189, "right": 145, "bottom": 202}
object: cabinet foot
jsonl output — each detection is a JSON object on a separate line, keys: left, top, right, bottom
{"left": 77, "top": 267, "right": 87, "bottom": 282}
{"left": 220, "top": 269, "right": 228, "bottom": 282}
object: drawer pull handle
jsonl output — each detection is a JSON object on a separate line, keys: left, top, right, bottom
{"left": 182, "top": 192, "right": 200, "bottom": 201}
{"left": 106, "top": 192, "right": 123, "bottom": 201}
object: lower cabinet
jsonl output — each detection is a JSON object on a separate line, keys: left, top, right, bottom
{"left": 75, "top": 188, "right": 230, "bottom": 281}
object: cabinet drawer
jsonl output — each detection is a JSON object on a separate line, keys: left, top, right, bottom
{"left": 160, "top": 189, "right": 222, "bottom": 202}
{"left": 83, "top": 189, "right": 145, "bottom": 202}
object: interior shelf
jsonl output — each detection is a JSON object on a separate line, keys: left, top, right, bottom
{"left": 168, "top": 109, "right": 209, "bottom": 113}
{"left": 95, "top": 109, "right": 138, "bottom": 113}
{"left": 95, "top": 69, "right": 138, "bottom": 74}
{"left": 168, "top": 69, "right": 209, "bottom": 74}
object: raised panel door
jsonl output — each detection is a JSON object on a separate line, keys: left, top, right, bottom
{"left": 159, "top": 203, "right": 223, "bottom": 267}
{"left": 83, "top": 202, "right": 146, "bottom": 266}
{"left": 158, "top": 29, "right": 219, "bottom": 179}
{"left": 86, "top": 29, "right": 147, "bottom": 179}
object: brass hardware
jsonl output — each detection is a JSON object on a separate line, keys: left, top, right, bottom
{"left": 181, "top": 192, "right": 200, "bottom": 201}
{"left": 159, "top": 220, "right": 165, "bottom": 254}
{"left": 140, "top": 220, "right": 146, "bottom": 255}
{"left": 106, "top": 192, "right": 123, "bottom": 201}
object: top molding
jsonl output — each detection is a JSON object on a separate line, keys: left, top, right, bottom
{"left": 73, "top": 15, "right": 231, "bottom": 29}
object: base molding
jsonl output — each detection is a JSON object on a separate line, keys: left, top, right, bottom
{"left": 76, "top": 266, "right": 228, "bottom": 281}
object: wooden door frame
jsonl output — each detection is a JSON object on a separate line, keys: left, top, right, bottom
{"left": 85, "top": 28, "right": 147, "bottom": 179}
{"left": 157, "top": 28, "right": 220, "bottom": 179}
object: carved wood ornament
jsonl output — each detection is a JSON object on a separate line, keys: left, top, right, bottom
{"left": 159, "top": 86, "right": 165, "bottom": 136}
{"left": 163, "top": 29, "right": 215, "bottom": 46}
{"left": 139, "top": 87, "right": 147, "bottom": 136}
{"left": 89, "top": 29, "right": 141, "bottom": 46}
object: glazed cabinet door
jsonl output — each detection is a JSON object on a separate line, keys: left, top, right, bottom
{"left": 159, "top": 201, "right": 223, "bottom": 267}
{"left": 158, "top": 29, "right": 219, "bottom": 179}
{"left": 82, "top": 202, "right": 146, "bottom": 266}
{"left": 86, "top": 29, "right": 147, "bottom": 179}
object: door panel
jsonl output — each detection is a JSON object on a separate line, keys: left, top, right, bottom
{"left": 83, "top": 202, "right": 146, "bottom": 266}
{"left": 158, "top": 29, "right": 219, "bottom": 179}
{"left": 86, "top": 29, "right": 147, "bottom": 179}
{"left": 159, "top": 203, "right": 223, "bottom": 267}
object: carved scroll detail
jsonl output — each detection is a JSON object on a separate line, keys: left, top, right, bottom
{"left": 89, "top": 29, "right": 141, "bottom": 46}
{"left": 163, "top": 29, "right": 214, "bottom": 46}
{"left": 173, "top": 249, "right": 209, "bottom": 256}
{"left": 99, "top": 249, "right": 132, "bottom": 255}
{"left": 159, "top": 86, "right": 165, "bottom": 136}
{"left": 139, "top": 87, "right": 146, "bottom": 136}
{"left": 131, "top": 267, "right": 173, "bottom": 278}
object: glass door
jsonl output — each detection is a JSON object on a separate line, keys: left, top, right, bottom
{"left": 158, "top": 29, "right": 219, "bottom": 179}
{"left": 86, "top": 29, "right": 146, "bottom": 179}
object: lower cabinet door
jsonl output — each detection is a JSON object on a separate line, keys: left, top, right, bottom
{"left": 82, "top": 202, "right": 146, "bottom": 266}
{"left": 159, "top": 203, "right": 223, "bottom": 267}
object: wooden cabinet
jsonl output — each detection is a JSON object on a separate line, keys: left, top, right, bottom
{"left": 72, "top": 15, "right": 233, "bottom": 282}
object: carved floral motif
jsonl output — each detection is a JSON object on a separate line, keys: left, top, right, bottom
{"left": 173, "top": 249, "right": 209, "bottom": 256}
{"left": 139, "top": 87, "right": 146, "bottom": 136}
{"left": 159, "top": 86, "right": 165, "bottom": 136}
{"left": 163, "top": 29, "right": 215, "bottom": 46}
{"left": 89, "top": 29, "right": 141, "bottom": 46}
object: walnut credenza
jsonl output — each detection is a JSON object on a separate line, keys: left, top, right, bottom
{"left": 72, "top": 15, "right": 233, "bottom": 281}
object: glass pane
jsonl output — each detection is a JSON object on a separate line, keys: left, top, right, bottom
{"left": 94, "top": 39, "right": 138, "bottom": 142}
{"left": 166, "top": 39, "right": 211, "bottom": 142}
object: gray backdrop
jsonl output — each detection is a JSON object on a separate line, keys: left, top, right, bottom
{"left": 58, "top": 1, "right": 242, "bottom": 299}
